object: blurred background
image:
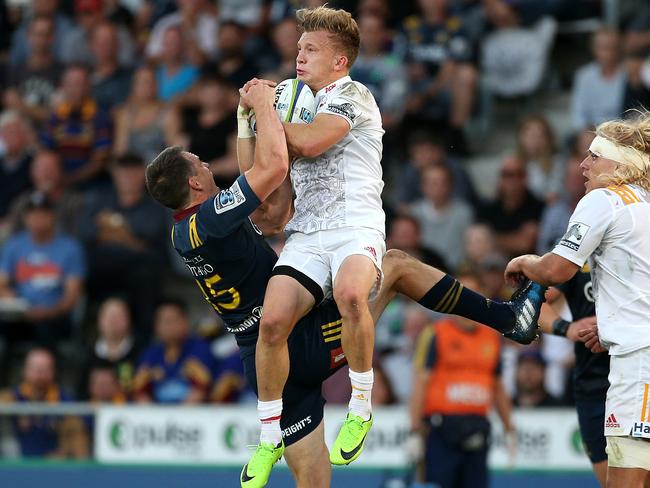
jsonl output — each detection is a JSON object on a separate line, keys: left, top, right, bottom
{"left": 0, "top": 0, "right": 646, "bottom": 486}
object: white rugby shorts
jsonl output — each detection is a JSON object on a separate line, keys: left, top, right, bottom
{"left": 604, "top": 346, "right": 650, "bottom": 440}
{"left": 275, "top": 227, "right": 385, "bottom": 302}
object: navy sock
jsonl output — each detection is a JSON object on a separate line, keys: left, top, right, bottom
{"left": 417, "top": 274, "right": 515, "bottom": 333}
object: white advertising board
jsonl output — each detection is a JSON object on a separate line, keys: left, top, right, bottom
{"left": 95, "top": 405, "right": 591, "bottom": 470}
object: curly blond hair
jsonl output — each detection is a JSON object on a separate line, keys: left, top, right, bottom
{"left": 595, "top": 111, "right": 650, "bottom": 191}
{"left": 296, "top": 6, "right": 360, "bottom": 68}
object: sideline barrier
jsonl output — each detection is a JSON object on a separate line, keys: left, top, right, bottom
{"left": 0, "top": 404, "right": 598, "bottom": 487}
{"left": 90, "top": 405, "right": 592, "bottom": 470}
{"left": 0, "top": 403, "right": 592, "bottom": 469}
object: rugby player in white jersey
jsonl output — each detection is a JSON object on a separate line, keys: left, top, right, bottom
{"left": 246, "top": 4, "right": 387, "bottom": 479}
{"left": 505, "top": 114, "right": 650, "bottom": 488}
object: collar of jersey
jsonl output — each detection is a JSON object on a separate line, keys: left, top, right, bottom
{"left": 174, "top": 203, "right": 201, "bottom": 222}
{"left": 315, "top": 75, "right": 352, "bottom": 99}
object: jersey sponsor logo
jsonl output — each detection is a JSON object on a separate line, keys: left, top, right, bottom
{"left": 559, "top": 222, "right": 590, "bottom": 251}
{"left": 227, "top": 306, "right": 263, "bottom": 334}
{"left": 214, "top": 181, "right": 246, "bottom": 214}
{"left": 632, "top": 422, "right": 650, "bottom": 438}
{"left": 282, "top": 415, "right": 312, "bottom": 438}
{"left": 325, "top": 82, "right": 337, "bottom": 93}
{"left": 329, "top": 346, "right": 346, "bottom": 369}
{"left": 605, "top": 413, "right": 620, "bottom": 429}
{"left": 445, "top": 383, "right": 491, "bottom": 406}
{"left": 326, "top": 102, "right": 357, "bottom": 121}
{"left": 299, "top": 107, "right": 314, "bottom": 123}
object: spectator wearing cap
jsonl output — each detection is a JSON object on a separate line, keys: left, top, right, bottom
{"left": 40, "top": 64, "right": 112, "bottom": 188}
{"left": 60, "top": 0, "right": 135, "bottom": 67}
{"left": 3, "top": 15, "right": 64, "bottom": 125}
{"left": 89, "top": 22, "right": 134, "bottom": 115}
{"left": 477, "top": 156, "right": 545, "bottom": 257}
{"left": 0, "top": 111, "right": 35, "bottom": 229}
{"left": 513, "top": 349, "right": 563, "bottom": 407}
{"left": 0, "top": 192, "right": 85, "bottom": 346}
{"left": 78, "top": 154, "right": 169, "bottom": 337}
{"left": 9, "top": 0, "right": 74, "bottom": 67}
{"left": 0, "top": 348, "right": 82, "bottom": 458}
{"left": 5, "top": 150, "right": 83, "bottom": 238}
{"left": 571, "top": 28, "right": 625, "bottom": 131}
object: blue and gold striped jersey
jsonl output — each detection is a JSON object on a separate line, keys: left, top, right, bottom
{"left": 172, "top": 175, "right": 277, "bottom": 345}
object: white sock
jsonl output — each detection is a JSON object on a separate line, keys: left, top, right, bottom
{"left": 348, "top": 368, "right": 373, "bottom": 421}
{"left": 258, "top": 399, "right": 283, "bottom": 445}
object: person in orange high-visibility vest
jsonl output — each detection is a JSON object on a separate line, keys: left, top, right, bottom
{"left": 409, "top": 272, "right": 515, "bottom": 488}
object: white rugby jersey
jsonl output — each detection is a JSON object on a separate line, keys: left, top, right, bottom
{"left": 285, "top": 76, "right": 386, "bottom": 237}
{"left": 552, "top": 184, "right": 650, "bottom": 355}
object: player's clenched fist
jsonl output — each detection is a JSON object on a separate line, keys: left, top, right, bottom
{"left": 240, "top": 83, "right": 275, "bottom": 110}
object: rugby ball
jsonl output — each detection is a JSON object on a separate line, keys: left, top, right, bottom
{"left": 250, "top": 78, "right": 316, "bottom": 132}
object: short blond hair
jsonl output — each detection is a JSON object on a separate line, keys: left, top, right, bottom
{"left": 296, "top": 6, "right": 360, "bottom": 68}
{"left": 595, "top": 112, "right": 650, "bottom": 191}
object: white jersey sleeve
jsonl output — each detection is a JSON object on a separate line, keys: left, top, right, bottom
{"left": 551, "top": 189, "right": 615, "bottom": 266}
{"left": 317, "top": 82, "right": 363, "bottom": 128}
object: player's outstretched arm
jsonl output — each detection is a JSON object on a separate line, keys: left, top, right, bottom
{"left": 239, "top": 84, "right": 289, "bottom": 202}
{"left": 504, "top": 253, "right": 579, "bottom": 288}
{"left": 283, "top": 113, "right": 350, "bottom": 158}
{"left": 236, "top": 106, "right": 293, "bottom": 236}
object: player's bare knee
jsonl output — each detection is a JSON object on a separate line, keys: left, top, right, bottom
{"left": 258, "top": 314, "right": 291, "bottom": 346}
{"left": 385, "top": 248, "right": 417, "bottom": 275}
{"left": 334, "top": 288, "right": 368, "bottom": 322}
{"left": 456, "top": 64, "right": 478, "bottom": 88}
{"left": 384, "top": 248, "right": 410, "bottom": 270}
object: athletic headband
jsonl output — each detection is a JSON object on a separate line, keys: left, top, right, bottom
{"left": 589, "top": 135, "right": 650, "bottom": 172}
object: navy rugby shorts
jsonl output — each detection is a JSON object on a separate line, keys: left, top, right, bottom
{"left": 239, "top": 299, "right": 346, "bottom": 446}
{"left": 575, "top": 396, "right": 607, "bottom": 463}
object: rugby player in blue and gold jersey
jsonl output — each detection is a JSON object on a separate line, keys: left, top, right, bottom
{"left": 146, "top": 80, "right": 546, "bottom": 488}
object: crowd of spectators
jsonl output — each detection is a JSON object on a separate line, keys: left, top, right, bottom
{"left": 0, "top": 0, "right": 649, "bottom": 458}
